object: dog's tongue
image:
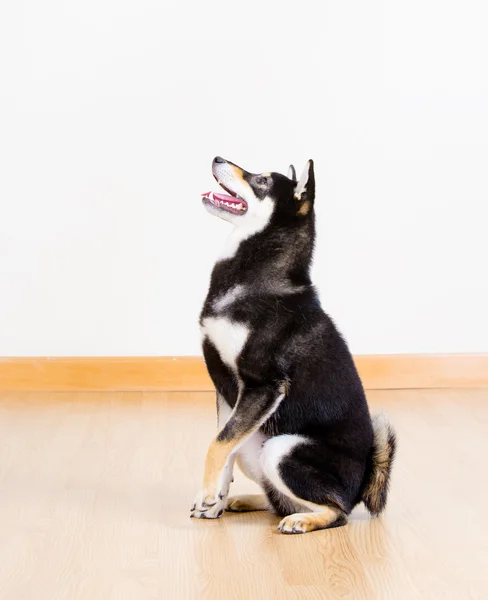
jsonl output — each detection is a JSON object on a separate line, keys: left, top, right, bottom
{"left": 201, "top": 190, "right": 247, "bottom": 213}
{"left": 201, "top": 191, "right": 239, "bottom": 204}
{"left": 212, "top": 192, "right": 237, "bottom": 203}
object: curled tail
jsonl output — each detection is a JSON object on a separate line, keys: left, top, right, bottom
{"left": 362, "top": 412, "right": 397, "bottom": 517}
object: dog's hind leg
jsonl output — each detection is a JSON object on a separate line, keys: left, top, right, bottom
{"left": 277, "top": 508, "right": 347, "bottom": 534}
{"left": 260, "top": 435, "right": 350, "bottom": 534}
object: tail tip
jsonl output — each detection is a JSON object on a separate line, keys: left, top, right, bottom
{"left": 363, "top": 412, "right": 397, "bottom": 516}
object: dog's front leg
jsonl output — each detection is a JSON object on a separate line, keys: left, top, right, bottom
{"left": 190, "top": 441, "right": 237, "bottom": 519}
{"left": 190, "top": 382, "right": 286, "bottom": 519}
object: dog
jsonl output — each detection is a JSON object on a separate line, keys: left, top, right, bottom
{"left": 191, "top": 156, "right": 396, "bottom": 534}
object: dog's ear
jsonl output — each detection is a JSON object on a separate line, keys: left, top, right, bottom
{"left": 294, "top": 160, "right": 315, "bottom": 215}
{"left": 287, "top": 164, "right": 297, "bottom": 181}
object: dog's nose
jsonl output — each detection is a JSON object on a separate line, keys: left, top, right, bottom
{"left": 214, "top": 156, "right": 226, "bottom": 164}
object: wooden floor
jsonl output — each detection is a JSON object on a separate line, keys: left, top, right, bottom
{"left": 0, "top": 390, "right": 486, "bottom": 599}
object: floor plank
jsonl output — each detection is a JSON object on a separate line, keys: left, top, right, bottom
{"left": 0, "top": 389, "right": 486, "bottom": 599}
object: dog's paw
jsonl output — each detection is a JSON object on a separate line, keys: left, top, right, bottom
{"left": 278, "top": 513, "right": 315, "bottom": 534}
{"left": 190, "top": 489, "right": 226, "bottom": 519}
{"left": 226, "top": 494, "right": 269, "bottom": 512}
{"left": 277, "top": 511, "right": 347, "bottom": 534}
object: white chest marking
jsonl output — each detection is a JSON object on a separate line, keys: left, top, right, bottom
{"left": 201, "top": 316, "right": 249, "bottom": 370}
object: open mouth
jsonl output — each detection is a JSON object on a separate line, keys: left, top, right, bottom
{"left": 201, "top": 179, "right": 248, "bottom": 215}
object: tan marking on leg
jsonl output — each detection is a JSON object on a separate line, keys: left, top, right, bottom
{"left": 202, "top": 437, "right": 241, "bottom": 492}
{"left": 226, "top": 494, "right": 269, "bottom": 512}
{"left": 191, "top": 438, "right": 240, "bottom": 519}
{"left": 278, "top": 506, "right": 346, "bottom": 534}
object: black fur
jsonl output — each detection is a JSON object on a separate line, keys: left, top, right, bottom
{"left": 200, "top": 157, "right": 396, "bottom": 520}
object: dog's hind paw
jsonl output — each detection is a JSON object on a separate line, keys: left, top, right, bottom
{"left": 278, "top": 510, "right": 347, "bottom": 534}
{"left": 226, "top": 494, "right": 269, "bottom": 512}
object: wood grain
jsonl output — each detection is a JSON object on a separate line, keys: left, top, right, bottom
{"left": 1, "top": 354, "right": 488, "bottom": 391}
{"left": 0, "top": 389, "right": 486, "bottom": 599}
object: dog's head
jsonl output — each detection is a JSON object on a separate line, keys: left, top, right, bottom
{"left": 201, "top": 157, "right": 315, "bottom": 229}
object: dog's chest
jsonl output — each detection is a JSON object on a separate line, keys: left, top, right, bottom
{"left": 201, "top": 316, "right": 249, "bottom": 371}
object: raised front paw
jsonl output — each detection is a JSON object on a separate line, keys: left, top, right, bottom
{"left": 190, "top": 489, "right": 227, "bottom": 519}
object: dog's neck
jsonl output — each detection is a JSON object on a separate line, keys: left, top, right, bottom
{"left": 207, "top": 219, "right": 315, "bottom": 300}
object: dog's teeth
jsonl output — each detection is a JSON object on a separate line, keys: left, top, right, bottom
{"left": 236, "top": 203, "right": 242, "bottom": 210}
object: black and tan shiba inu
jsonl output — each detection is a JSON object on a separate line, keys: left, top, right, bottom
{"left": 191, "top": 157, "right": 396, "bottom": 534}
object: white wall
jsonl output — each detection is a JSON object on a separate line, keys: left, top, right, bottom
{"left": 1, "top": 1, "right": 487, "bottom": 356}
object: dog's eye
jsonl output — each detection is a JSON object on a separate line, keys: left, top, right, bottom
{"left": 255, "top": 176, "right": 268, "bottom": 186}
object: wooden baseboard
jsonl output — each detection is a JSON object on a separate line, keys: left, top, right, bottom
{"left": 0, "top": 354, "right": 487, "bottom": 392}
